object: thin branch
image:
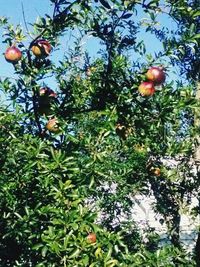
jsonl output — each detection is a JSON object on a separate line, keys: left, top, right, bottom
{"left": 53, "top": 0, "right": 59, "bottom": 19}
{"left": 21, "top": 2, "right": 34, "bottom": 39}
{"left": 31, "top": 83, "right": 43, "bottom": 136}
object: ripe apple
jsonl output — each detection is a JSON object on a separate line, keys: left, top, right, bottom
{"left": 39, "top": 87, "right": 57, "bottom": 98}
{"left": 38, "top": 87, "right": 57, "bottom": 114}
{"left": 39, "top": 88, "right": 56, "bottom": 106}
{"left": 146, "top": 66, "right": 166, "bottom": 85}
{"left": 31, "top": 39, "right": 52, "bottom": 58}
{"left": 138, "top": 81, "right": 155, "bottom": 96}
{"left": 46, "top": 118, "right": 60, "bottom": 133}
{"left": 87, "top": 233, "right": 96, "bottom": 243}
{"left": 4, "top": 46, "right": 22, "bottom": 63}
{"left": 150, "top": 167, "right": 161, "bottom": 176}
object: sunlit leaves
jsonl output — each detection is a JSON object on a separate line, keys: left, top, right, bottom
{"left": 0, "top": 0, "right": 199, "bottom": 266}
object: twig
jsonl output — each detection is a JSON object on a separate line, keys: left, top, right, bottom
{"left": 31, "top": 82, "right": 43, "bottom": 136}
{"left": 21, "top": 2, "right": 34, "bottom": 39}
{"left": 53, "top": 0, "right": 59, "bottom": 18}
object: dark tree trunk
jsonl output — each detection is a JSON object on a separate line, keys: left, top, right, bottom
{"left": 195, "top": 230, "right": 200, "bottom": 267}
{"left": 194, "top": 83, "right": 200, "bottom": 267}
{"left": 170, "top": 212, "right": 181, "bottom": 248}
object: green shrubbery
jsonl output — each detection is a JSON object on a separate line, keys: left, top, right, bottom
{"left": 0, "top": 0, "right": 200, "bottom": 266}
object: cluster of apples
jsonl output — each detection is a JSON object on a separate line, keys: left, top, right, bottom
{"left": 38, "top": 87, "right": 57, "bottom": 114}
{"left": 4, "top": 40, "right": 61, "bottom": 133}
{"left": 4, "top": 39, "right": 52, "bottom": 63}
{"left": 138, "top": 66, "right": 166, "bottom": 96}
{"left": 38, "top": 87, "right": 60, "bottom": 133}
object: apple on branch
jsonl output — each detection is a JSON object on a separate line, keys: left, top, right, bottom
{"left": 31, "top": 39, "right": 52, "bottom": 58}
{"left": 87, "top": 233, "right": 96, "bottom": 243}
{"left": 39, "top": 87, "right": 57, "bottom": 104}
{"left": 150, "top": 167, "right": 161, "bottom": 176}
{"left": 4, "top": 46, "right": 22, "bottom": 63}
{"left": 138, "top": 81, "right": 155, "bottom": 96}
{"left": 146, "top": 66, "right": 166, "bottom": 85}
{"left": 46, "top": 118, "right": 60, "bottom": 133}
{"left": 38, "top": 87, "right": 57, "bottom": 115}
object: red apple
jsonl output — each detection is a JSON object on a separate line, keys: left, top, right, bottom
{"left": 87, "top": 233, "right": 96, "bottom": 243}
{"left": 138, "top": 81, "right": 155, "bottom": 96}
{"left": 46, "top": 118, "right": 60, "bottom": 133}
{"left": 39, "top": 87, "right": 57, "bottom": 98}
{"left": 31, "top": 39, "right": 52, "bottom": 58}
{"left": 38, "top": 87, "right": 57, "bottom": 113}
{"left": 38, "top": 87, "right": 57, "bottom": 116}
{"left": 5, "top": 46, "right": 22, "bottom": 63}
{"left": 150, "top": 167, "right": 161, "bottom": 176}
{"left": 146, "top": 66, "right": 166, "bottom": 85}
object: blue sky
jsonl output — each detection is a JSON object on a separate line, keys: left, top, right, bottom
{"left": 0, "top": 0, "right": 53, "bottom": 80}
{"left": 0, "top": 0, "right": 178, "bottom": 96}
{"left": 0, "top": 0, "right": 52, "bottom": 23}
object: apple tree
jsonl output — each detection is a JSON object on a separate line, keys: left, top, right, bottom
{"left": 0, "top": 0, "right": 199, "bottom": 266}
{"left": 144, "top": 0, "right": 200, "bottom": 264}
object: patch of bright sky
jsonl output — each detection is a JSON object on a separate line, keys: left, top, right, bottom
{"left": 0, "top": 0, "right": 180, "bottom": 99}
{"left": 0, "top": 0, "right": 52, "bottom": 80}
{"left": 135, "top": 3, "right": 179, "bottom": 82}
{"left": 83, "top": 2, "right": 179, "bottom": 84}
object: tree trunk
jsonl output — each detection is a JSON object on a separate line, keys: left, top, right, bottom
{"left": 195, "top": 226, "right": 200, "bottom": 267}
{"left": 194, "top": 82, "right": 200, "bottom": 267}
{"left": 194, "top": 82, "right": 200, "bottom": 161}
{"left": 170, "top": 212, "right": 181, "bottom": 248}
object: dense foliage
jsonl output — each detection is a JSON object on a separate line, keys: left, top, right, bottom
{"left": 0, "top": 0, "right": 199, "bottom": 266}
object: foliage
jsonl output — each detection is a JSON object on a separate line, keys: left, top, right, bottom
{"left": 0, "top": 0, "right": 200, "bottom": 266}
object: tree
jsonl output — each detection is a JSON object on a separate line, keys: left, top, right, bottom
{"left": 166, "top": 1, "right": 200, "bottom": 265}
{"left": 145, "top": 1, "right": 200, "bottom": 264}
{"left": 0, "top": 0, "right": 199, "bottom": 266}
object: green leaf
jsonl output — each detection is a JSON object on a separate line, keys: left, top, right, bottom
{"left": 69, "top": 248, "right": 80, "bottom": 258}
{"left": 192, "top": 11, "right": 200, "bottom": 18}
{"left": 41, "top": 246, "right": 48, "bottom": 257}
{"left": 99, "top": 0, "right": 111, "bottom": 9}
{"left": 122, "top": 13, "right": 132, "bottom": 19}
{"left": 192, "top": 33, "right": 200, "bottom": 39}
{"left": 32, "top": 243, "right": 44, "bottom": 250}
